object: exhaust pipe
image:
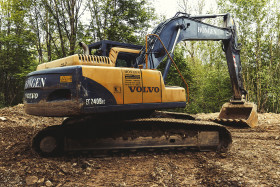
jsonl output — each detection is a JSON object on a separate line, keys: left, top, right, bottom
{"left": 79, "top": 42, "right": 89, "bottom": 55}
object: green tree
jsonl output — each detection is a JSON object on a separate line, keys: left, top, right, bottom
{"left": 0, "top": 0, "right": 157, "bottom": 107}
{"left": 0, "top": 0, "right": 37, "bottom": 106}
{"left": 41, "top": 0, "right": 84, "bottom": 56}
{"left": 218, "top": 0, "right": 280, "bottom": 113}
{"left": 183, "top": 41, "right": 232, "bottom": 114}
{"left": 87, "top": 0, "right": 155, "bottom": 44}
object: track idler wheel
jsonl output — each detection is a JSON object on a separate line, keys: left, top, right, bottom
{"left": 32, "top": 126, "right": 63, "bottom": 157}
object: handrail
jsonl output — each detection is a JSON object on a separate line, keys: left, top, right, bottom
{"left": 145, "top": 34, "right": 190, "bottom": 103}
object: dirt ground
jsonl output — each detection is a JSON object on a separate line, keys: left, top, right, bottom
{"left": 0, "top": 104, "right": 279, "bottom": 186}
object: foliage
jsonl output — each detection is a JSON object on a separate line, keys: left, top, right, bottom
{"left": 218, "top": 0, "right": 280, "bottom": 113}
{"left": 87, "top": 0, "right": 155, "bottom": 45}
{"left": 185, "top": 44, "right": 232, "bottom": 113}
{"left": 0, "top": 0, "right": 155, "bottom": 107}
{"left": 171, "top": 0, "right": 280, "bottom": 114}
{"left": 0, "top": 0, "right": 37, "bottom": 106}
{"left": 158, "top": 41, "right": 232, "bottom": 114}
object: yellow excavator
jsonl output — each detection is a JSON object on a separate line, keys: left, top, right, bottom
{"left": 24, "top": 13, "right": 257, "bottom": 156}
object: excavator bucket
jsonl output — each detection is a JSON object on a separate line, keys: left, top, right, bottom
{"left": 213, "top": 102, "right": 258, "bottom": 128}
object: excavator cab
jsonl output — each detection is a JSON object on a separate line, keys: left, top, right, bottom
{"left": 87, "top": 40, "right": 142, "bottom": 67}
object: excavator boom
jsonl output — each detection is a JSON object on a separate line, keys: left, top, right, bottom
{"left": 136, "top": 12, "right": 257, "bottom": 127}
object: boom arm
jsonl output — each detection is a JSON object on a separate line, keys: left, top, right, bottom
{"left": 137, "top": 13, "right": 246, "bottom": 100}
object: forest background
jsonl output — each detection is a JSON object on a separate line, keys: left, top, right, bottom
{"left": 0, "top": 0, "right": 279, "bottom": 114}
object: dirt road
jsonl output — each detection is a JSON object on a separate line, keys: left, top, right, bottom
{"left": 0, "top": 104, "right": 279, "bottom": 186}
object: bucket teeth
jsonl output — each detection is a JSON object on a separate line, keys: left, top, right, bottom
{"left": 211, "top": 118, "right": 251, "bottom": 127}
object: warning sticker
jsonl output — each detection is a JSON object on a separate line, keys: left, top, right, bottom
{"left": 124, "top": 70, "right": 141, "bottom": 86}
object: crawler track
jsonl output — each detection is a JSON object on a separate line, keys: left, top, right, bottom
{"left": 32, "top": 111, "right": 232, "bottom": 157}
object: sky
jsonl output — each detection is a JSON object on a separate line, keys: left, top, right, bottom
{"left": 152, "top": 0, "right": 182, "bottom": 18}
{"left": 152, "top": 0, "right": 218, "bottom": 18}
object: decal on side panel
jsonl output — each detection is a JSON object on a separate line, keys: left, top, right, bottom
{"left": 24, "top": 77, "right": 47, "bottom": 89}
{"left": 85, "top": 98, "right": 106, "bottom": 106}
{"left": 25, "top": 93, "right": 39, "bottom": 99}
{"left": 128, "top": 86, "right": 160, "bottom": 93}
